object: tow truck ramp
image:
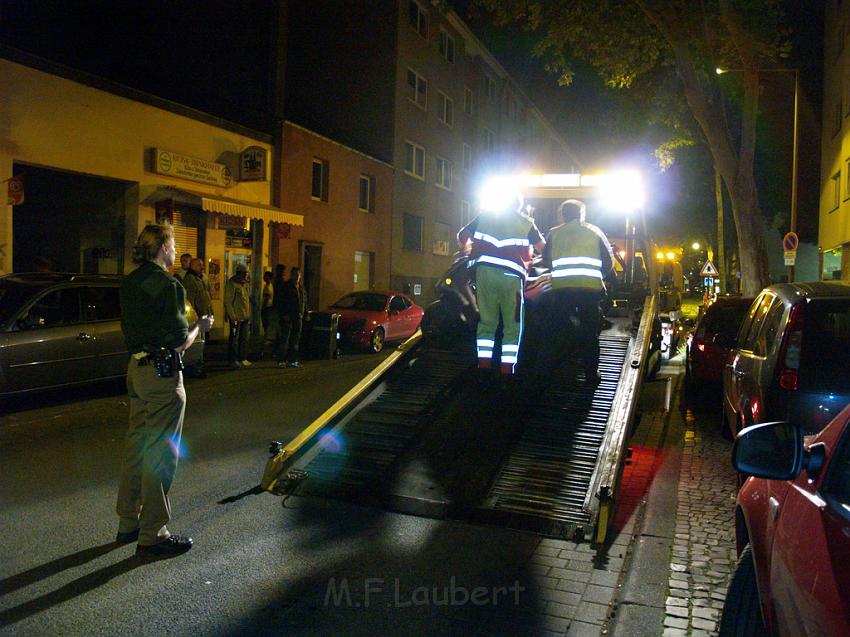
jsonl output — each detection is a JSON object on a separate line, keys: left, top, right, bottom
{"left": 262, "top": 296, "right": 655, "bottom": 543}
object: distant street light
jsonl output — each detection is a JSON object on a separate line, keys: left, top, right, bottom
{"left": 716, "top": 66, "right": 800, "bottom": 282}
{"left": 692, "top": 241, "right": 701, "bottom": 251}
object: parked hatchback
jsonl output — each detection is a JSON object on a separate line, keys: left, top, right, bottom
{"left": 722, "top": 282, "right": 850, "bottom": 439}
{"left": 0, "top": 273, "right": 126, "bottom": 396}
{"left": 719, "top": 413, "right": 850, "bottom": 636}
{"left": 330, "top": 291, "right": 424, "bottom": 353}
{"left": 686, "top": 295, "right": 754, "bottom": 392}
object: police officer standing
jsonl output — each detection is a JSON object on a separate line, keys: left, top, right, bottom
{"left": 458, "top": 185, "right": 544, "bottom": 376}
{"left": 116, "top": 222, "right": 213, "bottom": 557}
{"left": 543, "top": 199, "right": 613, "bottom": 384}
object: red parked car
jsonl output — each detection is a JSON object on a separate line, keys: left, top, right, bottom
{"left": 330, "top": 291, "right": 424, "bottom": 353}
{"left": 686, "top": 295, "right": 754, "bottom": 391}
{"left": 720, "top": 410, "right": 850, "bottom": 636}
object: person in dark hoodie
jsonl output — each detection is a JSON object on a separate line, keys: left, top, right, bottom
{"left": 276, "top": 266, "right": 308, "bottom": 368}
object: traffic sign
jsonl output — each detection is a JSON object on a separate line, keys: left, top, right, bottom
{"left": 783, "top": 232, "right": 799, "bottom": 251}
{"left": 784, "top": 250, "right": 797, "bottom": 266}
{"left": 699, "top": 260, "right": 719, "bottom": 277}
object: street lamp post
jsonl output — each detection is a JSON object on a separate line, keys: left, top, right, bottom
{"left": 716, "top": 66, "right": 800, "bottom": 283}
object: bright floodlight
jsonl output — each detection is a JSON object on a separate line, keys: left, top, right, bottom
{"left": 479, "top": 177, "right": 521, "bottom": 214}
{"left": 600, "top": 170, "right": 645, "bottom": 213}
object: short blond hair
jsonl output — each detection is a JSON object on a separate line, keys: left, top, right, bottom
{"left": 132, "top": 222, "right": 174, "bottom": 264}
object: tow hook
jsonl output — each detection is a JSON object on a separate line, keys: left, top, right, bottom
{"left": 268, "top": 440, "right": 284, "bottom": 457}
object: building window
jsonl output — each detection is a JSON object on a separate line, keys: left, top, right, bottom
{"left": 438, "top": 92, "right": 453, "bottom": 126}
{"left": 463, "top": 87, "right": 475, "bottom": 116}
{"left": 485, "top": 75, "right": 496, "bottom": 101}
{"left": 408, "top": 1, "right": 427, "bottom": 39}
{"left": 832, "top": 170, "right": 841, "bottom": 211}
{"left": 433, "top": 222, "right": 451, "bottom": 256}
{"left": 435, "top": 157, "right": 452, "bottom": 190}
{"left": 483, "top": 127, "right": 495, "bottom": 153}
{"left": 404, "top": 141, "right": 425, "bottom": 179}
{"left": 506, "top": 94, "right": 517, "bottom": 121}
{"left": 359, "top": 174, "right": 376, "bottom": 212}
{"left": 461, "top": 200, "right": 471, "bottom": 227}
{"left": 439, "top": 29, "right": 455, "bottom": 63}
{"left": 311, "top": 158, "right": 329, "bottom": 202}
{"left": 845, "top": 159, "right": 850, "bottom": 202}
{"left": 406, "top": 68, "right": 427, "bottom": 109}
{"left": 403, "top": 213, "right": 423, "bottom": 252}
{"left": 462, "top": 143, "right": 471, "bottom": 172}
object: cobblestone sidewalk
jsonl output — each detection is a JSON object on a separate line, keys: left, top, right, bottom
{"left": 663, "top": 400, "right": 739, "bottom": 637}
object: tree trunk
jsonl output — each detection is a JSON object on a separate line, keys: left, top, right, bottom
{"left": 668, "top": 49, "right": 771, "bottom": 296}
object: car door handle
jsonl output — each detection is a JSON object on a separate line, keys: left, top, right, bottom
{"left": 77, "top": 332, "right": 95, "bottom": 342}
{"left": 769, "top": 496, "right": 780, "bottom": 522}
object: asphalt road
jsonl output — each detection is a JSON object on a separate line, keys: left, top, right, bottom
{"left": 0, "top": 351, "right": 396, "bottom": 635}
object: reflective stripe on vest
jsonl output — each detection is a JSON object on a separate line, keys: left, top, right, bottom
{"left": 548, "top": 222, "right": 603, "bottom": 290}
{"left": 469, "top": 213, "right": 534, "bottom": 276}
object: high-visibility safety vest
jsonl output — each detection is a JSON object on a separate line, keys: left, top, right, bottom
{"left": 468, "top": 212, "right": 534, "bottom": 277}
{"left": 548, "top": 221, "right": 604, "bottom": 291}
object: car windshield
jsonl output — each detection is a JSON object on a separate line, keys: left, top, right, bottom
{"left": 331, "top": 293, "right": 387, "bottom": 312}
{"left": 799, "top": 299, "right": 850, "bottom": 393}
{"left": 703, "top": 304, "right": 749, "bottom": 336}
{"left": 0, "top": 281, "right": 39, "bottom": 326}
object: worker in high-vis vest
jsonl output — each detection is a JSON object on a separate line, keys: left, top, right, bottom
{"left": 543, "top": 199, "right": 614, "bottom": 384}
{"left": 458, "top": 186, "right": 545, "bottom": 376}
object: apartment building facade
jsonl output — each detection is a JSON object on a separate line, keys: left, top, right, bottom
{"left": 286, "top": 0, "right": 579, "bottom": 303}
{"left": 278, "top": 122, "right": 394, "bottom": 310}
{"left": 821, "top": 0, "right": 850, "bottom": 280}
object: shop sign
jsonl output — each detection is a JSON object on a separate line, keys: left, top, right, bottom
{"left": 240, "top": 146, "right": 268, "bottom": 181}
{"left": 152, "top": 148, "right": 233, "bottom": 187}
{"left": 226, "top": 236, "right": 253, "bottom": 249}
{"left": 217, "top": 214, "right": 247, "bottom": 230}
{"left": 7, "top": 175, "right": 24, "bottom": 205}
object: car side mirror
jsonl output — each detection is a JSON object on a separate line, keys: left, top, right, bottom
{"left": 733, "top": 421, "right": 803, "bottom": 480}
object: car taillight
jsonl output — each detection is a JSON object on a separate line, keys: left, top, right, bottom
{"left": 776, "top": 302, "right": 804, "bottom": 392}
{"left": 696, "top": 343, "right": 705, "bottom": 352}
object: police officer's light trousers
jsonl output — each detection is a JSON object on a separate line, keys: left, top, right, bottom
{"left": 476, "top": 264, "right": 524, "bottom": 375}
{"left": 117, "top": 360, "right": 186, "bottom": 545}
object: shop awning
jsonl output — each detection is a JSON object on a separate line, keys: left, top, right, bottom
{"left": 146, "top": 186, "right": 304, "bottom": 226}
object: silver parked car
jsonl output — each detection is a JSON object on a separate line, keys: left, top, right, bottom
{"left": 0, "top": 273, "right": 127, "bottom": 396}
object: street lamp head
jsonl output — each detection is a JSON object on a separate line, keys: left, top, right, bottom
{"left": 692, "top": 241, "right": 701, "bottom": 250}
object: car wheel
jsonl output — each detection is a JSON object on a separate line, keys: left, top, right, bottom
{"left": 370, "top": 328, "right": 385, "bottom": 353}
{"left": 719, "top": 545, "right": 767, "bottom": 637}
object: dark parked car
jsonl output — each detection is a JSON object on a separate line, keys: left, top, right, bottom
{"left": 686, "top": 295, "right": 754, "bottom": 392}
{"left": 0, "top": 273, "right": 126, "bottom": 395}
{"left": 330, "top": 291, "right": 424, "bottom": 353}
{"left": 722, "top": 282, "right": 850, "bottom": 440}
{"left": 719, "top": 413, "right": 850, "bottom": 636}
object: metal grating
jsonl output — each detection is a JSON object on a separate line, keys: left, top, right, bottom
{"left": 480, "top": 334, "right": 631, "bottom": 528}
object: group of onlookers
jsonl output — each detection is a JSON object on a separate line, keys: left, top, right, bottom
{"left": 174, "top": 253, "right": 307, "bottom": 373}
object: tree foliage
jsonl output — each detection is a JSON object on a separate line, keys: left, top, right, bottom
{"left": 474, "top": 0, "right": 793, "bottom": 294}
